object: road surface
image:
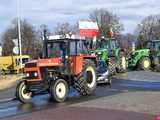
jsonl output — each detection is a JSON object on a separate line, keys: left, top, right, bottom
{"left": 0, "top": 71, "right": 160, "bottom": 120}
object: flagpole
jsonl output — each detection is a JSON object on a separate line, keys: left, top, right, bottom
{"left": 17, "top": 0, "right": 22, "bottom": 69}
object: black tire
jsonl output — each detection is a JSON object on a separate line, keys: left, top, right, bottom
{"left": 139, "top": 57, "right": 151, "bottom": 71}
{"left": 75, "top": 60, "right": 97, "bottom": 96}
{"left": 16, "top": 81, "right": 32, "bottom": 103}
{"left": 108, "top": 59, "right": 116, "bottom": 75}
{"left": 106, "top": 75, "right": 112, "bottom": 85}
{"left": 154, "top": 65, "right": 160, "bottom": 72}
{"left": 50, "top": 79, "right": 69, "bottom": 103}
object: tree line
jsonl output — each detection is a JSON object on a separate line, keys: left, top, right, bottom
{"left": 1, "top": 9, "right": 160, "bottom": 58}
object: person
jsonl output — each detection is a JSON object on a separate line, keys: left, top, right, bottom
{"left": 59, "top": 43, "right": 67, "bottom": 64}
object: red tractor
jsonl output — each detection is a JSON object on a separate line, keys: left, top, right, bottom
{"left": 16, "top": 34, "right": 97, "bottom": 103}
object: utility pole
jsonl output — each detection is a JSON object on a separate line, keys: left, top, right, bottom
{"left": 17, "top": 0, "right": 23, "bottom": 69}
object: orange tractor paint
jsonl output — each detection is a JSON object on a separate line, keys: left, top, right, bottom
{"left": 16, "top": 33, "right": 97, "bottom": 103}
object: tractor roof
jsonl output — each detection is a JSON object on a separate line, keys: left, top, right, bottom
{"left": 150, "top": 40, "right": 160, "bottom": 42}
{"left": 46, "top": 38, "right": 86, "bottom": 43}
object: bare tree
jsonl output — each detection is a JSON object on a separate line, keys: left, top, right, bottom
{"left": 54, "top": 22, "right": 78, "bottom": 35}
{"left": 90, "top": 9, "right": 124, "bottom": 38}
{"left": 121, "top": 33, "right": 136, "bottom": 48}
{"left": 38, "top": 24, "right": 51, "bottom": 40}
{"left": 135, "top": 15, "right": 160, "bottom": 48}
{"left": 2, "top": 19, "right": 42, "bottom": 58}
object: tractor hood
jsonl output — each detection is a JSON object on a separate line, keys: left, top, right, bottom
{"left": 25, "top": 58, "right": 63, "bottom": 68}
{"left": 90, "top": 48, "right": 108, "bottom": 55}
{"left": 130, "top": 49, "right": 150, "bottom": 56}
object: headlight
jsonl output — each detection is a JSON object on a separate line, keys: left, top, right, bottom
{"left": 34, "top": 72, "right": 38, "bottom": 77}
{"left": 26, "top": 73, "right": 30, "bottom": 77}
{"left": 98, "top": 52, "right": 101, "bottom": 55}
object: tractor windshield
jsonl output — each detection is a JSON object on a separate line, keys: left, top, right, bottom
{"left": 96, "top": 39, "right": 109, "bottom": 49}
{"left": 109, "top": 40, "right": 117, "bottom": 50}
{"left": 70, "top": 40, "right": 88, "bottom": 55}
{"left": 96, "top": 39, "right": 117, "bottom": 50}
{"left": 148, "top": 41, "right": 160, "bottom": 52}
{"left": 47, "top": 42, "right": 66, "bottom": 58}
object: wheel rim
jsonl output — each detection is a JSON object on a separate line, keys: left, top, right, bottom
{"left": 86, "top": 66, "right": 96, "bottom": 88}
{"left": 21, "top": 84, "right": 32, "bottom": 100}
{"left": 143, "top": 60, "right": 150, "bottom": 68}
{"left": 121, "top": 56, "right": 126, "bottom": 69}
{"left": 55, "top": 82, "right": 66, "bottom": 99}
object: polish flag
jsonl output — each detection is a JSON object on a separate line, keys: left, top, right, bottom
{"left": 79, "top": 21, "right": 99, "bottom": 37}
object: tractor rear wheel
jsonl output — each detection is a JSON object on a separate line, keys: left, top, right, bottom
{"left": 50, "top": 79, "right": 69, "bottom": 103}
{"left": 108, "top": 58, "right": 116, "bottom": 75}
{"left": 16, "top": 81, "right": 32, "bottom": 103}
{"left": 139, "top": 57, "right": 151, "bottom": 70}
{"left": 75, "top": 60, "right": 97, "bottom": 96}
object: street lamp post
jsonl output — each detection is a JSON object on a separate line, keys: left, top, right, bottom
{"left": 17, "top": 0, "right": 23, "bottom": 69}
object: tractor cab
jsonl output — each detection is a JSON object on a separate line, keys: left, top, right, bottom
{"left": 147, "top": 40, "right": 160, "bottom": 68}
{"left": 96, "top": 38, "right": 119, "bottom": 57}
{"left": 24, "top": 38, "right": 92, "bottom": 81}
{"left": 90, "top": 36, "right": 127, "bottom": 75}
{"left": 147, "top": 40, "right": 160, "bottom": 54}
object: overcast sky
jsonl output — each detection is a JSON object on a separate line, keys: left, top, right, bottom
{"left": 0, "top": 0, "right": 160, "bottom": 35}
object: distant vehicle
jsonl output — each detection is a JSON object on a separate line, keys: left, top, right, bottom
{"left": 128, "top": 40, "right": 160, "bottom": 71}
{"left": 0, "top": 55, "right": 30, "bottom": 74}
{"left": 90, "top": 37, "right": 127, "bottom": 75}
{"left": 97, "top": 60, "right": 111, "bottom": 84}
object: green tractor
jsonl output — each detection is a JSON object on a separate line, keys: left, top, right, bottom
{"left": 128, "top": 40, "right": 160, "bottom": 71}
{"left": 90, "top": 38, "right": 127, "bottom": 75}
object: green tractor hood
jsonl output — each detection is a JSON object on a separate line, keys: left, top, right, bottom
{"left": 130, "top": 49, "right": 150, "bottom": 57}
{"left": 128, "top": 49, "right": 150, "bottom": 67}
{"left": 90, "top": 48, "right": 109, "bottom": 61}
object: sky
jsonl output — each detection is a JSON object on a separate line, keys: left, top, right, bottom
{"left": 0, "top": 0, "right": 160, "bottom": 35}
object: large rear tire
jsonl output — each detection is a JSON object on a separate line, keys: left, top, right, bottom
{"left": 75, "top": 60, "right": 97, "bottom": 96}
{"left": 108, "top": 58, "right": 116, "bottom": 75}
{"left": 16, "top": 81, "right": 32, "bottom": 103}
{"left": 50, "top": 79, "right": 69, "bottom": 103}
{"left": 139, "top": 57, "right": 151, "bottom": 70}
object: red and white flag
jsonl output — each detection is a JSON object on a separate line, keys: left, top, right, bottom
{"left": 79, "top": 21, "right": 99, "bottom": 37}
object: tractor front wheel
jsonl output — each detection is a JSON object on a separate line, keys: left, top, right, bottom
{"left": 139, "top": 57, "right": 151, "bottom": 70}
{"left": 50, "top": 79, "right": 69, "bottom": 103}
{"left": 16, "top": 81, "right": 32, "bottom": 103}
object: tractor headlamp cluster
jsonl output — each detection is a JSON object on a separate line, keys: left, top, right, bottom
{"left": 34, "top": 72, "right": 38, "bottom": 77}
{"left": 25, "top": 72, "right": 38, "bottom": 78}
{"left": 97, "top": 52, "right": 102, "bottom": 55}
{"left": 26, "top": 73, "right": 30, "bottom": 77}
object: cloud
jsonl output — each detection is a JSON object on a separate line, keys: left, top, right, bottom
{"left": 0, "top": 0, "right": 160, "bottom": 35}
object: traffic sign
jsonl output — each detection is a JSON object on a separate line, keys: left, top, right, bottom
{"left": 13, "top": 46, "right": 19, "bottom": 55}
{"left": 12, "top": 39, "right": 18, "bottom": 46}
{"left": 12, "top": 39, "right": 19, "bottom": 55}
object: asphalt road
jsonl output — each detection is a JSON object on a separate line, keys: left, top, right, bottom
{"left": 0, "top": 71, "right": 160, "bottom": 120}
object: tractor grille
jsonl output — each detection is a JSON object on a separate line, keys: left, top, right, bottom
{"left": 25, "top": 63, "right": 37, "bottom": 68}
